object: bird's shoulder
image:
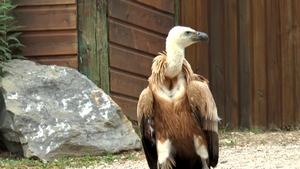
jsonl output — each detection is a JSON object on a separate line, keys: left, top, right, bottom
{"left": 137, "top": 87, "right": 154, "bottom": 126}
{"left": 151, "top": 52, "right": 167, "bottom": 74}
{"left": 182, "top": 58, "right": 209, "bottom": 84}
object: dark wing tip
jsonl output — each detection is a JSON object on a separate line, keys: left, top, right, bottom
{"left": 140, "top": 115, "right": 157, "bottom": 169}
{"left": 208, "top": 131, "right": 219, "bottom": 167}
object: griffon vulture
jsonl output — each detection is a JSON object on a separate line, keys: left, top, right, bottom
{"left": 137, "top": 26, "right": 220, "bottom": 169}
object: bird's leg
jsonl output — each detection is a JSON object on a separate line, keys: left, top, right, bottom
{"left": 201, "top": 158, "right": 209, "bottom": 169}
{"left": 156, "top": 139, "right": 176, "bottom": 169}
{"left": 194, "top": 135, "right": 209, "bottom": 169}
{"left": 157, "top": 161, "right": 160, "bottom": 169}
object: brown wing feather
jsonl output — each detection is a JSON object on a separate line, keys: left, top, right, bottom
{"left": 137, "top": 87, "right": 157, "bottom": 169}
{"left": 137, "top": 87, "right": 154, "bottom": 125}
{"left": 186, "top": 79, "right": 220, "bottom": 167}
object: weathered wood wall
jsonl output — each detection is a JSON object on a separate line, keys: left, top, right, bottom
{"left": 77, "top": 0, "right": 109, "bottom": 93}
{"left": 108, "top": 0, "right": 176, "bottom": 120}
{"left": 180, "top": 0, "right": 300, "bottom": 129}
{"left": 11, "top": 0, "right": 78, "bottom": 69}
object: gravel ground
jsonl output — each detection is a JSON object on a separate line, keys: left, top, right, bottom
{"left": 75, "top": 130, "right": 300, "bottom": 169}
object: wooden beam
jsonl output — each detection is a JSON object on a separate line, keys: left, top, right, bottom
{"left": 135, "top": 0, "right": 174, "bottom": 14}
{"left": 266, "top": 0, "right": 282, "bottom": 129}
{"left": 251, "top": 0, "right": 267, "bottom": 129}
{"left": 174, "top": 0, "right": 180, "bottom": 25}
{"left": 108, "top": 0, "right": 173, "bottom": 35}
{"left": 294, "top": 0, "right": 300, "bottom": 128}
{"left": 110, "top": 69, "right": 148, "bottom": 99}
{"left": 77, "top": 0, "right": 109, "bottom": 94}
{"left": 13, "top": 5, "right": 77, "bottom": 31}
{"left": 280, "top": 0, "right": 295, "bottom": 127}
{"left": 108, "top": 20, "right": 165, "bottom": 56}
{"left": 18, "top": 31, "right": 77, "bottom": 57}
{"left": 96, "top": 0, "right": 109, "bottom": 94}
{"left": 224, "top": 0, "right": 239, "bottom": 129}
{"left": 208, "top": 0, "right": 226, "bottom": 127}
{"left": 12, "top": 0, "right": 76, "bottom": 6}
{"left": 29, "top": 55, "right": 78, "bottom": 69}
{"left": 237, "top": 0, "right": 252, "bottom": 129}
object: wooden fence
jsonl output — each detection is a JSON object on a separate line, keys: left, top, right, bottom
{"left": 11, "top": 0, "right": 300, "bottom": 129}
{"left": 77, "top": 0, "right": 177, "bottom": 119}
{"left": 11, "top": 0, "right": 78, "bottom": 69}
{"left": 180, "top": 0, "right": 300, "bottom": 129}
{"left": 107, "top": 0, "right": 176, "bottom": 119}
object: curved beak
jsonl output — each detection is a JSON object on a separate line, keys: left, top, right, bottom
{"left": 192, "top": 31, "right": 209, "bottom": 42}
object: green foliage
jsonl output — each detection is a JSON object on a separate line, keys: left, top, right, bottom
{"left": 220, "top": 123, "right": 230, "bottom": 134}
{"left": 100, "top": 153, "right": 119, "bottom": 163}
{"left": 0, "top": 0, "right": 25, "bottom": 68}
{"left": 0, "top": 153, "right": 122, "bottom": 168}
{"left": 224, "top": 140, "right": 235, "bottom": 147}
{"left": 125, "top": 153, "right": 137, "bottom": 160}
{"left": 249, "top": 126, "right": 264, "bottom": 134}
{"left": 219, "top": 140, "right": 235, "bottom": 147}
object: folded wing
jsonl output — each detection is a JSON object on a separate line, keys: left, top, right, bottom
{"left": 137, "top": 87, "right": 157, "bottom": 169}
{"left": 186, "top": 79, "right": 219, "bottom": 167}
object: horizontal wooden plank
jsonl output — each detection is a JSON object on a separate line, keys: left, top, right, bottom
{"left": 178, "top": 0, "right": 300, "bottom": 129}
{"left": 110, "top": 69, "right": 148, "bottom": 98}
{"left": 12, "top": 0, "right": 76, "bottom": 6}
{"left": 135, "top": 0, "right": 174, "bottom": 14}
{"left": 109, "top": 45, "right": 152, "bottom": 77}
{"left": 18, "top": 30, "right": 77, "bottom": 56}
{"left": 111, "top": 95, "right": 138, "bottom": 121}
{"left": 108, "top": 0, "right": 174, "bottom": 35}
{"left": 27, "top": 55, "right": 78, "bottom": 69}
{"left": 13, "top": 5, "right": 76, "bottom": 31}
{"left": 109, "top": 19, "right": 166, "bottom": 55}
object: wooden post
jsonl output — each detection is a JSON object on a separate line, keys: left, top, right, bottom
{"left": 174, "top": 0, "right": 180, "bottom": 25}
{"left": 237, "top": 0, "right": 252, "bottom": 129}
{"left": 208, "top": 0, "right": 226, "bottom": 127}
{"left": 77, "top": 0, "right": 110, "bottom": 94}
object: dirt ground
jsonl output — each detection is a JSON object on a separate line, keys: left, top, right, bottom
{"left": 90, "top": 130, "right": 300, "bottom": 169}
{"left": 1, "top": 130, "right": 300, "bottom": 169}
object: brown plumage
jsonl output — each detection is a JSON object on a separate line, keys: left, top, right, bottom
{"left": 137, "top": 26, "right": 220, "bottom": 169}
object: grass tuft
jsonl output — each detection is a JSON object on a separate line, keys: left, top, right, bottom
{"left": 249, "top": 127, "right": 264, "bottom": 134}
{"left": 0, "top": 152, "right": 124, "bottom": 169}
{"left": 219, "top": 140, "right": 235, "bottom": 147}
{"left": 220, "top": 123, "right": 229, "bottom": 134}
{"left": 125, "top": 154, "right": 137, "bottom": 160}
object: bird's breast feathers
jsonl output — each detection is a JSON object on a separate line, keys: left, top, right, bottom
{"left": 156, "top": 72, "right": 186, "bottom": 103}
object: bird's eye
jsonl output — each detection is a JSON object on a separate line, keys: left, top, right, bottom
{"left": 185, "top": 31, "right": 191, "bottom": 35}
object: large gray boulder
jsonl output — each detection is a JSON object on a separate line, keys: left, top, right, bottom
{"left": 0, "top": 59, "right": 141, "bottom": 162}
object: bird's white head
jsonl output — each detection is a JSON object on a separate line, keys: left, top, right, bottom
{"left": 163, "top": 26, "right": 209, "bottom": 77}
{"left": 166, "top": 26, "right": 209, "bottom": 52}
